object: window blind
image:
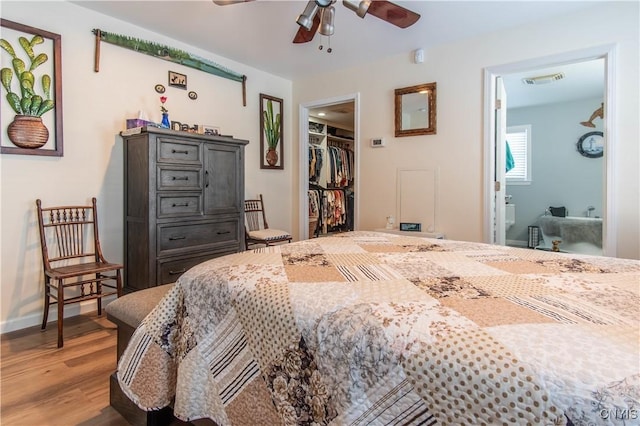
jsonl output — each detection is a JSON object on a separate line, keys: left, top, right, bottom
{"left": 506, "top": 125, "right": 531, "bottom": 183}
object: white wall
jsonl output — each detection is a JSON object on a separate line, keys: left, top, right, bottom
{"left": 0, "top": 1, "right": 293, "bottom": 332}
{"left": 292, "top": 2, "right": 639, "bottom": 259}
{"left": 506, "top": 97, "right": 604, "bottom": 245}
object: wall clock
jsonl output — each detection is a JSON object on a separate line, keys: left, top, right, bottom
{"left": 577, "top": 131, "right": 604, "bottom": 158}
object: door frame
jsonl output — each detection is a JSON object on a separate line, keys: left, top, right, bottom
{"left": 483, "top": 44, "right": 617, "bottom": 256}
{"left": 298, "top": 93, "right": 360, "bottom": 239}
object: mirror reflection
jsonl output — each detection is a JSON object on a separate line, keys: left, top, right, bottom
{"left": 395, "top": 82, "right": 437, "bottom": 137}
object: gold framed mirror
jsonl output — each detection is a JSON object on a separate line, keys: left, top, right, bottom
{"left": 394, "top": 82, "right": 437, "bottom": 137}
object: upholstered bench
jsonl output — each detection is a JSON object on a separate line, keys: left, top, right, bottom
{"left": 106, "top": 284, "right": 174, "bottom": 426}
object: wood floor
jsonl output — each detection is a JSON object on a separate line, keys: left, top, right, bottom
{"left": 0, "top": 312, "right": 130, "bottom": 425}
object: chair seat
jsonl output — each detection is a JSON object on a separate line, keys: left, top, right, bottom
{"left": 46, "top": 261, "right": 123, "bottom": 279}
{"left": 247, "top": 229, "right": 292, "bottom": 242}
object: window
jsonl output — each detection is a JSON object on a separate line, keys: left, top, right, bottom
{"left": 506, "top": 125, "right": 531, "bottom": 184}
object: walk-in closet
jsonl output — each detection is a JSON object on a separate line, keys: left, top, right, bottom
{"left": 307, "top": 102, "right": 355, "bottom": 237}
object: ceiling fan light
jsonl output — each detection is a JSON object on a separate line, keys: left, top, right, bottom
{"left": 343, "top": 0, "right": 370, "bottom": 18}
{"left": 297, "top": 1, "right": 320, "bottom": 30}
{"left": 319, "top": 6, "right": 335, "bottom": 36}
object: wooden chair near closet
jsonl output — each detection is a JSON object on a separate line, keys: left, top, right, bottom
{"left": 36, "top": 197, "right": 123, "bottom": 348}
{"left": 244, "top": 194, "right": 292, "bottom": 250}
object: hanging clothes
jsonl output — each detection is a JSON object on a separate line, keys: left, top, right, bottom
{"left": 308, "top": 146, "right": 324, "bottom": 183}
{"left": 326, "top": 145, "right": 354, "bottom": 187}
{"left": 307, "top": 186, "right": 351, "bottom": 235}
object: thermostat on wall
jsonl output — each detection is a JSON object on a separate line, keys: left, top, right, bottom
{"left": 371, "top": 137, "right": 385, "bottom": 147}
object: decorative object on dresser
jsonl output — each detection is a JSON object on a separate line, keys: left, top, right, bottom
{"left": 122, "top": 127, "right": 248, "bottom": 292}
{"left": 159, "top": 96, "right": 170, "bottom": 128}
{"left": 260, "top": 93, "right": 284, "bottom": 169}
{"left": 1, "top": 19, "right": 63, "bottom": 156}
{"left": 244, "top": 194, "right": 292, "bottom": 249}
{"left": 36, "top": 197, "right": 123, "bottom": 348}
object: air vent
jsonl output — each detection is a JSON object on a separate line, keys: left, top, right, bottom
{"left": 521, "top": 72, "right": 565, "bottom": 85}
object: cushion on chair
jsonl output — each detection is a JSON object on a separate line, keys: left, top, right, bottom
{"left": 105, "top": 284, "right": 173, "bottom": 329}
{"left": 248, "top": 229, "right": 291, "bottom": 241}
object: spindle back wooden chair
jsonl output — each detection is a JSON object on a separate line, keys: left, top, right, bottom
{"left": 244, "top": 194, "right": 292, "bottom": 250}
{"left": 36, "top": 198, "right": 123, "bottom": 348}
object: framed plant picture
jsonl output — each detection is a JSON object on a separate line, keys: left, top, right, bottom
{"left": 260, "top": 93, "right": 283, "bottom": 170}
{"left": 0, "top": 19, "right": 63, "bottom": 156}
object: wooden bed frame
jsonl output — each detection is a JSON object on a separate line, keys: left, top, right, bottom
{"left": 106, "top": 285, "right": 175, "bottom": 426}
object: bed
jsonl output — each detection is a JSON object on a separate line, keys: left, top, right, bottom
{"left": 117, "top": 231, "right": 639, "bottom": 425}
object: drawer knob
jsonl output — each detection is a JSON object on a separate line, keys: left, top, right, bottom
{"left": 168, "top": 268, "right": 187, "bottom": 275}
{"left": 217, "top": 230, "right": 231, "bottom": 235}
{"left": 169, "top": 235, "right": 186, "bottom": 241}
{"left": 171, "top": 149, "right": 189, "bottom": 154}
{"left": 172, "top": 176, "right": 189, "bottom": 181}
{"left": 172, "top": 202, "right": 189, "bottom": 207}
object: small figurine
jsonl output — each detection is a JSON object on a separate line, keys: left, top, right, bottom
{"left": 386, "top": 215, "right": 395, "bottom": 230}
{"left": 580, "top": 102, "right": 604, "bottom": 128}
{"left": 552, "top": 240, "right": 562, "bottom": 252}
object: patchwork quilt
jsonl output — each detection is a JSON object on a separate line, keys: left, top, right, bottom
{"left": 117, "top": 231, "right": 640, "bottom": 425}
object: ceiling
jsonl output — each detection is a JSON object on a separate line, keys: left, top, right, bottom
{"left": 502, "top": 59, "right": 604, "bottom": 109}
{"left": 75, "top": 1, "right": 603, "bottom": 82}
{"left": 311, "top": 58, "right": 606, "bottom": 126}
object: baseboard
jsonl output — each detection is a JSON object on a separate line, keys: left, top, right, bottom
{"left": 0, "top": 295, "right": 117, "bottom": 334}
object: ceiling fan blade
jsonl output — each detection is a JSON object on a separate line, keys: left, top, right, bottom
{"left": 367, "top": 1, "right": 420, "bottom": 28}
{"left": 212, "top": 0, "right": 254, "bottom": 5}
{"left": 293, "top": 13, "right": 321, "bottom": 44}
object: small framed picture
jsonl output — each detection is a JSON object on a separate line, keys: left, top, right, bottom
{"left": 400, "top": 222, "right": 422, "bottom": 232}
{"left": 168, "top": 71, "right": 187, "bottom": 89}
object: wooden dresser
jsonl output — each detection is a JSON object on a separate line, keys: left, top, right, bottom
{"left": 122, "top": 127, "right": 248, "bottom": 292}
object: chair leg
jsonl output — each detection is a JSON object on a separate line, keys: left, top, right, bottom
{"left": 116, "top": 270, "right": 123, "bottom": 297}
{"left": 57, "top": 279, "right": 64, "bottom": 348}
{"left": 41, "top": 276, "right": 50, "bottom": 330}
{"left": 96, "top": 274, "right": 102, "bottom": 316}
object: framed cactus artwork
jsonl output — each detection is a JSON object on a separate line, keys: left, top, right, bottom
{"left": 0, "top": 19, "right": 63, "bottom": 156}
{"left": 259, "top": 93, "right": 283, "bottom": 170}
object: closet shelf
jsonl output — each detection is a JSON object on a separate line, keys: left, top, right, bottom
{"left": 327, "top": 135, "right": 354, "bottom": 143}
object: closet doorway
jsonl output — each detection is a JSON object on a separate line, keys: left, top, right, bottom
{"left": 298, "top": 93, "right": 360, "bottom": 239}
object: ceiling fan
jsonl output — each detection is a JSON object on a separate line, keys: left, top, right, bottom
{"left": 213, "top": 1, "right": 420, "bottom": 47}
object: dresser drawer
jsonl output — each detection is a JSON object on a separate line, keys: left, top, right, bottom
{"left": 157, "top": 166, "right": 201, "bottom": 191}
{"left": 157, "top": 193, "right": 203, "bottom": 217}
{"left": 158, "top": 219, "right": 239, "bottom": 255}
{"left": 157, "top": 252, "right": 230, "bottom": 284}
{"left": 157, "top": 138, "right": 200, "bottom": 164}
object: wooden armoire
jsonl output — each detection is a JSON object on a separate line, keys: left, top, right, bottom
{"left": 122, "top": 127, "right": 248, "bottom": 292}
